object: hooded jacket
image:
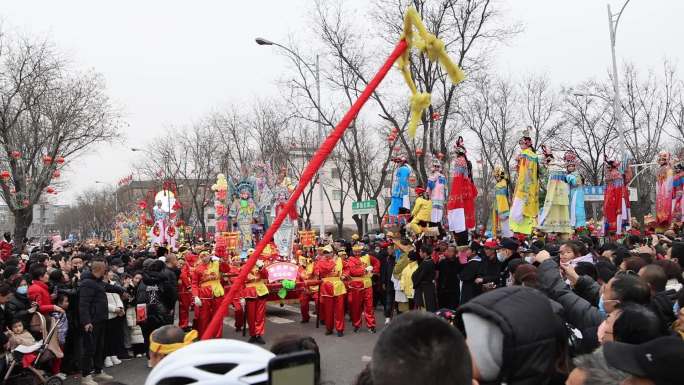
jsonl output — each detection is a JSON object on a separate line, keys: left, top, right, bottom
{"left": 456, "top": 286, "right": 567, "bottom": 385}
{"left": 136, "top": 271, "right": 173, "bottom": 325}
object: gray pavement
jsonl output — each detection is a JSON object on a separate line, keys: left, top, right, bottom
{"left": 65, "top": 303, "right": 385, "bottom": 385}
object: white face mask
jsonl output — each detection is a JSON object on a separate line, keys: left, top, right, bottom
{"left": 116, "top": 267, "right": 124, "bottom": 274}
{"left": 496, "top": 251, "right": 508, "bottom": 262}
{"left": 524, "top": 256, "right": 534, "bottom": 264}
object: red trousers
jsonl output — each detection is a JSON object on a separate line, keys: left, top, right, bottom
{"left": 299, "top": 291, "right": 318, "bottom": 322}
{"left": 232, "top": 299, "right": 244, "bottom": 331}
{"left": 178, "top": 292, "right": 193, "bottom": 329}
{"left": 321, "top": 295, "right": 345, "bottom": 333}
{"left": 348, "top": 287, "right": 375, "bottom": 329}
{"left": 196, "top": 297, "right": 223, "bottom": 338}
{"left": 246, "top": 298, "right": 266, "bottom": 337}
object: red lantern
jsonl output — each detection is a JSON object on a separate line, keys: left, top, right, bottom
{"left": 45, "top": 186, "right": 55, "bottom": 194}
{"left": 432, "top": 112, "right": 441, "bottom": 121}
{"left": 172, "top": 200, "right": 182, "bottom": 211}
{"left": 55, "top": 156, "right": 65, "bottom": 165}
{"left": 386, "top": 134, "right": 396, "bottom": 143}
{"left": 138, "top": 200, "right": 147, "bottom": 210}
{"left": 0, "top": 170, "right": 9, "bottom": 180}
{"left": 10, "top": 151, "right": 20, "bottom": 159}
{"left": 415, "top": 148, "right": 424, "bottom": 157}
{"left": 391, "top": 127, "right": 399, "bottom": 134}
{"left": 408, "top": 176, "right": 417, "bottom": 185}
{"left": 42, "top": 155, "right": 52, "bottom": 165}
{"left": 52, "top": 170, "right": 61, "bottom": 178}
{"left": 437, "top": 152, "right": 445, "bottom": 160}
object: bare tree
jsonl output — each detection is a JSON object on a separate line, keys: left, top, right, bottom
{"left": 0, "top": 33, "right": 121, "bottom": 242}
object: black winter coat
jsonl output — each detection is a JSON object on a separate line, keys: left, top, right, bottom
{"left": 136, "top": 271, "right": 173, "bottom": 326}
{"left": 537, "top": 259, "right": 604, "bottom": 352}
{"left": 78, "top": 272, "right": 125, "bottom": 325}
{"left": 6, "top": 292, "right": 32, "bottom": 327}
{"left": 456, "top": 286, "right": 567, "bottom": 385}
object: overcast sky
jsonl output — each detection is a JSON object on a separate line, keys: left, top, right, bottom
{"left": 0, "top": 0, "right": 680, "bottom": 204}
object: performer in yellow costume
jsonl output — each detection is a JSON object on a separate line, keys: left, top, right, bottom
{"left": 510, "top": 129, "right": 539, "bottom": 235}
{"left": 491, "top": 166, "right": 512, "bottom": 237}
{"left": 409, "top": 186, "right": 432, "bottom": 234}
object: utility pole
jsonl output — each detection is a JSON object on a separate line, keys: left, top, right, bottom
{"left": 607, "top": 1, "right": 632, "bottom": 169}
{"left": 315, "top": 54, "right": 325, "bottom": 239}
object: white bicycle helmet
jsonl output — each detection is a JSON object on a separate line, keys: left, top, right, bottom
{"left": 144, "top": 338, "right": 275, "bottom": 385}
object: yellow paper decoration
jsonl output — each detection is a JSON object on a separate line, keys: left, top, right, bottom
{"left": 399, "top": 7, "right": 465, "bottom": 138}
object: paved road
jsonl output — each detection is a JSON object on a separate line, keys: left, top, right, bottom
{"left": 65, "top": 302, "right": 385, "bottom": 385}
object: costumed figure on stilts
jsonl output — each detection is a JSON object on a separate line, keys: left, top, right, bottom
{"left": 491, "top": 166, "right": 512, "bottom": 237}
{"left": 426, "top": 158, "right": 447, "bottom": 226}
{"left": 655, "top": 151, "right": 674, "bottom": 231}
{"left": 272, "top": 185, "right": 298, "bottom": 261}
{"left": 538, "top": 145, "right": 572, "bottom": 236}
{"left": 228, "top": 178, "right": 258, "bottom": 251}
{"left": 408, "top": 186, "right": 432, "bottom": 235}
{"left": 673, "top": 160, "right": 684, "bottom": 226}
{"left": 191, "top": 251, "right": 225, "bottom": 338}
{"left": 252, "top": 162, "right": 275, "bottom": 230}
{"left": 510, "top": 128, "right": 539, "bottom": 236}
{"left": 564, "top": 151, "right": 586, "bottom": 230}
{"left": 388, "top": 156, "right": 411, "bottom": 225}
{"left": 447, "top": 137, "right": 477, "bottom": 245}
{"left": 345, "top": 244, "right": 378, "bottom": 333}
{"left": 602, "top": 156, "right": 631, "bottom": 236}
{"left": 242, "top": 251, "right": 269, "bottom": 344}
{"left": 314, "top": 245, "right": 346, "bottom": 337}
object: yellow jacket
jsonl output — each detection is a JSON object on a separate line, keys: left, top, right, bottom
{"left": 411, "top": 197, "right": 432, "bottom": 222}
{"left": 399, "top": 261, "right": 418, "bottom": 299}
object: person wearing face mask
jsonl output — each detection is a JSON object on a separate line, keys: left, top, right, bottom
{"left": 495, "top": 237, "right": 521, "bottom": 287}
{"left": 6, "top": 278, "right": 34, "bottom": 329}
{"left": 536, "top": 249, "right": 651, "bottom": 353}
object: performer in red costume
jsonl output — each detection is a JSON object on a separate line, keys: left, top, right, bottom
{"left": 177, "top": 249, "right": 196, "bottom": 330}
{"left": 191, "top": 251, "right": 225, "bottom": 338}
{"left": 603, "top": 158, "right": 631, "bottom": 236}
{"left": 297, "top": 251, "right": 317, "bottom": 323}
{"left": 219, "top": 251, "right": 244, "bottom": 332}
{"left": 242, "top": 255, "right": 269, "bottom": 344}
{"left": 345, "top": 244, "right": 378, "bottom": 333}
{"left": 314, "top": 245, "right": 346, "bottom": 337}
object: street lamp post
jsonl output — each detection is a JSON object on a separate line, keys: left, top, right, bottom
{"left": 607, "top": 0, "right": 632, "bottom": 169}
{"left": 256, "top": 37, "right": 326, "bottom": 239}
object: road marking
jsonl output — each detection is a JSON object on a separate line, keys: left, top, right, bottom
{"left": 269, "top": 303, "right": 317, "bottom": 318}
{"left": 267, "top": 316, "right": 295, "bottom": 324}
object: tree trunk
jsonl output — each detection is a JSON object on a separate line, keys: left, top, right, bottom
{"left": 13, "top": 207, "right": 33, "bottom": 245}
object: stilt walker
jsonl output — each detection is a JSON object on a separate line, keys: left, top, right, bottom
{"left": 408, "top": 186, "right": 432, "bottom": 235}
{"left": 538, "top": 145, "right": 572, "bottom": 235}
{"left": 426, "top": 158, "right": 447, "bottom": 225}
{"left": 673, "top": 161, "right": 684, "bottom": 226}
{"left": 447, "top": 137, "right": 477, "bottom": 245}
{"left": 314, "top": 245, "right": 346, "bottom": 337}
{"left": 345, "top": 244, "right": 377, "bottom": 333}
{"left": 510, "top": 129, "right": 539, "bottom": 236}
{"left": 191, "top": 252, "right": 225, "bottom": 338}
{"left": 491, "top": 166, "right": 512, "bottom": 237}
{"left": 389, "top": 156, "right": 411, "bottom": 216}
{"left": 602, "top": 157, "right": 630, "bottom": 236}
{"left": 655, "top": 151, "right": 674, "bottom": 231}
{"left": 564, "top": 151, "right": 586, "bottom": 230}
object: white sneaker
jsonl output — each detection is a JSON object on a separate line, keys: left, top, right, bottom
{"left": 103, "top": 356, "right": 113, "bottom": 368}
{"left": 111, "top": 356, "right": 122, "bottom": 365}
{"left": 81, "top": 375, "right": 98, "bottom": 385}
{"left": 384, "top": 318, "right": 391, "bottom": 325}
{"left": 55, "top": 373, "right": 67, "bottom": 380}
{"left": 94, "top": 371, "right": 114, "bottom": 381}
